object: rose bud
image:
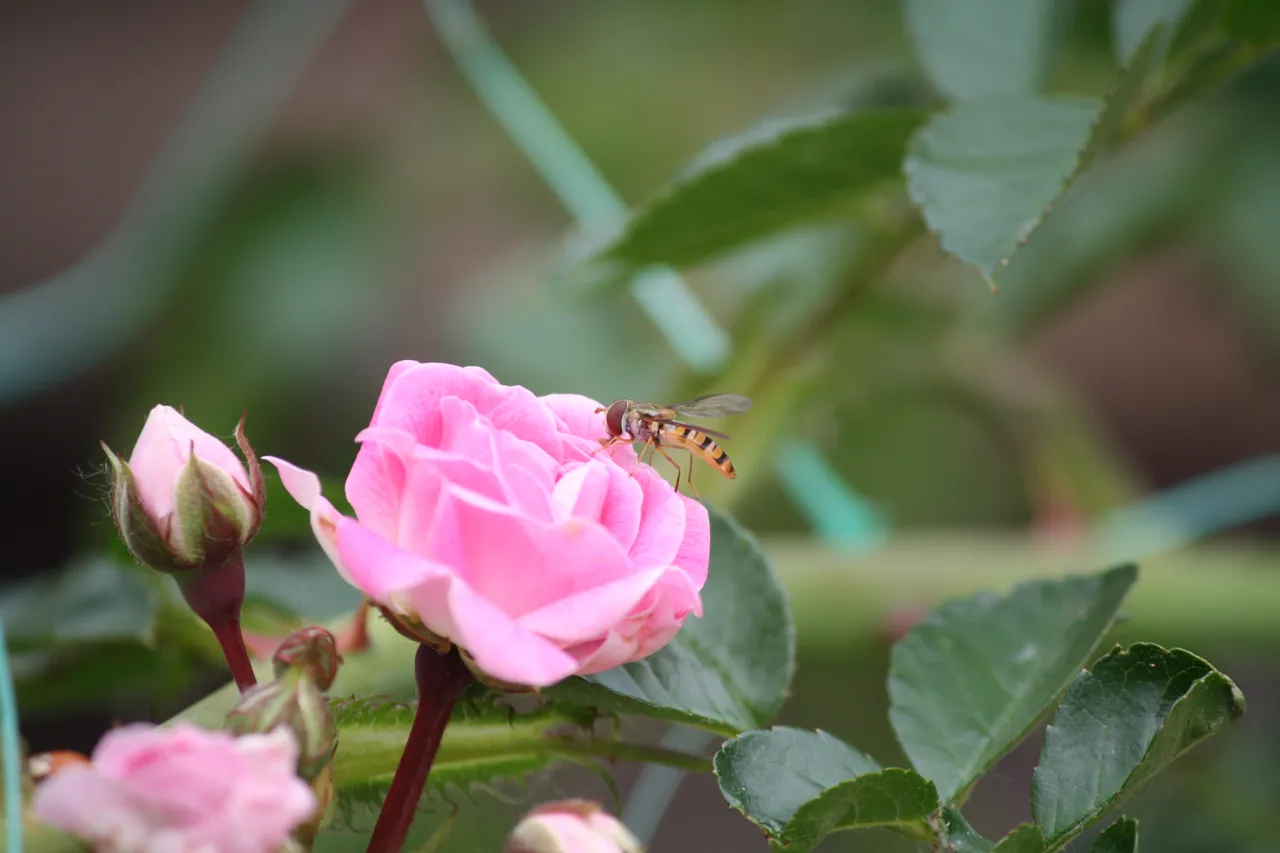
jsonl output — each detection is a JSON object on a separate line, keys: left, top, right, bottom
{"left": 104, "top": 405, "right": 266, "bottom": 690}
{"left": 225, "top": 641, "right": 338, "bottom": 781}
{"left": 31, "top": 724, "right": 315, "bottom": 853}
{"left": 506, "top": 800, "right": 644, "bottom": 853}
{"left": 102, "top": 405, "right": 264, "bottom": 576}
{"left": 272, "top": 625, "right": 343, "bottom": 691}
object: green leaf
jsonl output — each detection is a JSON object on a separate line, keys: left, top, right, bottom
{"left": 1031, "top": 644, "right": 1245, "bottom": 846}
{"left": 0, "top": 557, "right": 158, "bottom": 651}
{"left": 244, "top": 555, "right": 363, "bottom": 621}
{"left": 993, "top": 825, "right": 1047, "bottom": 853}
{"left": 328, "top": 696, "right": 601, "bottom": 830}
{"left": 1113, "top": 0, "right": 1196, "bottom": 64}
{"left": 598, "top": 109, "right": 926, "bottom": 269}
{"left": 714, "top": 727, "right": 937, "bottom": 853}
{"left": 1222, "top": 0, "right": 1280, "bottom": 46}
{"left": 905, "top": 95, "right": 1100, "bottom": 285}
{"left": 547, "top": 507, "right": 794, "bottom": 735}
{"left": 904, "top": 28, "right": 1165, "bottom": 286}
{"left": 941, "top": 808, "right": 994, "bottom": 853}
{"left": 888, "top": 564, "right": 1137, "bottom": 803}
{"left": 1091, "top": 817, "right": 1139, "bottom": 853}
{"left": 905, "top": 0, "right": 1058, "bottom": 101}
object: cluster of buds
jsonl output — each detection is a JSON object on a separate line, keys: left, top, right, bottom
{"left": 506, "top": 800, "right": 644, "bottom": 853}
{"left": 225, "top": 626, "right": 341, "bottom": 782}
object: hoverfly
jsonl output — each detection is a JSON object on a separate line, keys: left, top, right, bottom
{"left": 594, "top": 394, "right": 752, "bottom": 496}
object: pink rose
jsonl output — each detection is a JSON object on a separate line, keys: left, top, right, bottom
{"left": 32, "top": 724, "right": 316, "bottom": 853}
{"left": 506, "top": 800, "right": 643, "bottom": 853}
{"left": 267, "top": 361, "right": 710, "bottom": 688}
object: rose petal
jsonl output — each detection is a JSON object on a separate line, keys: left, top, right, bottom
{"left": 128, "top": 406, "right": 250, "bottom": 520}
{"left": 541, "top": 393, "right": 638, "bottom": 466}
{"left": 516, "top": 566, "right": 666, "bottom": 644}
{"left": 425, "top": 486, "right": 633, "bottom": 617}
{"left": 509, "top": 813, "right": 625, "bottom": 853}
{"left": 344, "top": 429, "right": 412, "bottom": 541}
{"left": 372, "top": 362, "right": 563, "bottom": 458}
{"left": 445, "top": 581, "right": 580, "bottom": 687}
{"left": 624, "top": 466, "right": 687, "bottom": 569}
{"left": 35, "top": 724, "right": 315, "bottom": 853}
{"left": 32, "top": 766, "right": 146, "bottom": 847}
{"left": 334, "top": 517, "right": 455, "bottom": 611}
{"left": 671, "top": 494, "right": 711, "bottom": 592}
{"left": 438, "top": 397, "right": 557, "bottom": 519}
{"left": 552, "top": 461, "right": 642, "bottom": 551}
{"left": 264, "top": 456, "right": 347, "bottom": 580}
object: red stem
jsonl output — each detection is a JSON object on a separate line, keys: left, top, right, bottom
{"left": 366, "top": 646, "right": 473, "bottom": 853}
{"left": 209, "top": 615, "right": 257, "bottom": 692}
{"left": 178, "top": 552, "right": 257, "bottom": 692}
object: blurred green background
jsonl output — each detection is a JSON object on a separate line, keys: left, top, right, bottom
{"left": 2, "top": 0, "right": 1278, "bottom": 850}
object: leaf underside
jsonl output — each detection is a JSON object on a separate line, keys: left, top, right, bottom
{"left": 905, "top": 0, "right": 1057, "bottom": 102}
{"left": 904, "top": 26, "right": 1167, "bottom": 285}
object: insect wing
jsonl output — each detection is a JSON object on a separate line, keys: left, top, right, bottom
{"left": 668, "top": 394, "right": 752, "bottom": 418}
{"left": 663, "top": 420, "right": 732, "bottom": 440}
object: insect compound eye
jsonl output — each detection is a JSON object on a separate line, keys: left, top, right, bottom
{"left": 605, "top": 400, "right": 628, "bottom": 437}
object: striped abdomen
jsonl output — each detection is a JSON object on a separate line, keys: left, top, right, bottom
{"left": 659, "top": 423, "right": 736, "bottom": 479}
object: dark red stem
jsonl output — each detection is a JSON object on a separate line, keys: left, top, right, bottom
{"left": 208, "top": 615, "right": 257, "bottom": 692}
{"left": 366, "top": 646, "right": 473, "bottom": 853}
{"left": 178, "top": 552, "right": 257, "bottom": 692}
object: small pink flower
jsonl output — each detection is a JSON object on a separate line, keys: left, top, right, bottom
{"left": 506, "top": 800, "right": 644, "bottom": 853}
{"left": 32, "top": 723, "right": 316, "bottom": 853}
{"left": 267, "top": 361, "right": 710, "bottom": 688}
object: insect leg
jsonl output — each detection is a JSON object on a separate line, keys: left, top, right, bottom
{"left": 686, "top": 451, "right": 700, "bottom": 499}
{"left": 592, "top": 435, "right": 621, "bottom": 457}
{"left": 631, "top": 437, "right": 656, "bottom": 478}
{"left": 651, "top": 443, "right": 685, "bottom": 494}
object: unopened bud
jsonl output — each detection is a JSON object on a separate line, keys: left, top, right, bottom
{"left": 225, "top": 671, "right": 336, "bottom": 781}
{"left": 506, "top": 800, "right": 644, "bottom": 853}
{"left": 103, "top": 406, "right": 264, "bottom": 576}
{"left": 273, "top": 626, "right": 342, "bottom": 691}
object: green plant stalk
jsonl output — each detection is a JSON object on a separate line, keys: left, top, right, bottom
{"left": 176, "top": 536, "right": 1280, "bottom": 731}
{"left": 335, "top": 723, "right": 713, "bottom": 785}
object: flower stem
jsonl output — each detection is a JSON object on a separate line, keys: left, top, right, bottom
{"left": 209, "top": 614, "right": 257, "bottom": 693}
{"left": 366, "top": 646, "right": 473, "bottom": 853}
{"left": 177, "top": 552, "right": 256, "bottom": 692}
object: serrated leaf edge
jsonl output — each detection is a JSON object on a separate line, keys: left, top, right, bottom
{"left": 903, "top": 25, "right": 1168, "bottom": 286}
{"left": 1033, "top": 644, "right": 1242, "bottom": 849}
{"left": 889, "top": 563, "right": 1139, "bottom": 805}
